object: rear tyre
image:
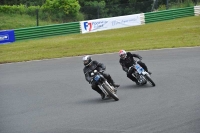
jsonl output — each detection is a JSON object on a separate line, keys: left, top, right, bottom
{"left": 145, "top": 75, "right": 155, "bottom": 86}
{"left": 102, "top": 83, "right": 119, "bottom": 101}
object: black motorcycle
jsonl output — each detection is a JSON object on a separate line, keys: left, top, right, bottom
{"left": 91, "top": 70, "right": 119, "bottom": 101}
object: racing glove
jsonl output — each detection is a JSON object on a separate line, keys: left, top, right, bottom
{"left": 89, "top": 79, "right": 93, "bottom": 84}
{"left": 99, "top": 69, "right": 104, "bottom": 73}
{"left": 138, "top": 55, "right": 142, "bottom": 60}
{"left": 127, "top": 67, "right": 133, "bottom": 75}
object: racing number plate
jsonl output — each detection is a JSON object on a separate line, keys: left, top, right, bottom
{"left": 135, "top": 64, "right": 144, "bottom": 74}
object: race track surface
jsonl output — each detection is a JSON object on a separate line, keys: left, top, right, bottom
{"left": 1, "top": 47, "right": 200, "bottom": 133}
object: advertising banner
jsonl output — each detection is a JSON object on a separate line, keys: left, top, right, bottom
{"left": 80, "top": 14, "right": 141, "bottom": 34}
{"left": 0, "top": 30, "right": 15, "bottom": 44}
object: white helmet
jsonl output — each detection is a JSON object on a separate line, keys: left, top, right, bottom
{"left": 119, "top": 50, "right": 127, "bottom": 59}
{"left": 82, "top": 55, "right": 92, "bottom": 66}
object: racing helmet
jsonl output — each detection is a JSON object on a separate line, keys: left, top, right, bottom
{"left": 119, "top": 50, "right": 127, "bottom": 59}
{"left": 82, "top": 55, "right": 92, "bottom": 66}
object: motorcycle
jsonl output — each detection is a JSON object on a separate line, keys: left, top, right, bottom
{"left": 91, "top": 70, "right": 119, "bottom": 101}
{"left": 129, "top": 60, "right": 155, "bottom": 87}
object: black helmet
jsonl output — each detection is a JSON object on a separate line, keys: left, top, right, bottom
{"left": 82, "top": 55, "right": 92, "bottom": 66}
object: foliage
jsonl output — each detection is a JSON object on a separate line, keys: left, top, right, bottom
{"left": 81, "top": 1, "right": 106, "bottom": 19}
{"left": 0, "top": 0, "right": 82, "bottom": 24}
{"left": 157, "top": 5, "right": 167, "bottom": 11}
{"left": 0, "top": 5, "right": 40, "bottom": 15}
{"left": 42, "top": 0, "right": 80, "bottom": 16}
{"left": 80, "top": 0, "right": 153, "bottom": 20}
{"left": 41, "top": 0, "right": 80, "bottom": 22}
{"left": 0, "top": 13, "right": 56, "bottom": 30}
{"left": 158, "top": 0, "right": 195, "bottom": 10}
{"left": 0, "top": 0, "right": 46, "bottom": 6}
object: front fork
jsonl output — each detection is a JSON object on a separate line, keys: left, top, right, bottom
{"left": 135, "top": 72, "right": 149, "bottom": 84}
{"left": 98, "top": 84, "right": 109, "bottom": 96}
{"left": 98, "top": 81, "right": 115, "bottom": 96}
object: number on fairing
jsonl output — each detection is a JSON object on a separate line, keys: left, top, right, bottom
{"left": 94, "top": 75, "right": 100, "bottom": 81}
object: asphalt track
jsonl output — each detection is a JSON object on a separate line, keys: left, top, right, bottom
{"left": 0, "top": 47, "right": 200, "bottom": 133}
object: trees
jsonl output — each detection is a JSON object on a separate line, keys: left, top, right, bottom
{"left": 41, "top": 0, "right": 81, "bottom": 22}
{"left": 0, "top": 0, "right": 81, "bottom": 23}
{"left": 42, "top": 0, "right": 80, "bottom": 17}
{"left": 79, "top": 0, "right": 153, "bottom": 20}
{"left": 0, "top": 0, "right": 163, "bottom": 19}
{"left": 0, "top": 0, "right": 45, "bottom": 6}
{"left": 1, "top": 0, "right": 196, "bottom": 23}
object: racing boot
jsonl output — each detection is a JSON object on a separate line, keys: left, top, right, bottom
{"left": 92, "top": 85, "right": 105, "bottom": 99}
{"left": 106, "top": 75, "right": 120, "bottom": 88}
{"left": 110, "top": 79, "right": 120, "bottom": 88}
{"left": 110, "top": 82, "right": 120, "bottom": 88}
{"left": 114, "top": 88, "right": 117, "bottom": 94}
{"left": 100, "top": 92, "right": 105, "bottom": 99}
{"left": 148, "top": 71, "right": 152, "bottom": 75}
{"left": 128, "top": 75, "right": 139, "bottom": 85}
{"left": 102, "top": 73, "right": 120, "bottom": 88}
{"left": 135, "top": 80, "right": 140, "bottom": 85}
{"left": 113, "top": 83, "right": 120, "bottom": 88}
{"left": 143, "top": 66, "right": 152, "bottom": 75}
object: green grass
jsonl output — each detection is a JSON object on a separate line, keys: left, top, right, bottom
{"left": 0, "top": 13, "right": 58, "bottom": 30}
{"left": 0, "top": 16, "right": 200, "bottom": 64}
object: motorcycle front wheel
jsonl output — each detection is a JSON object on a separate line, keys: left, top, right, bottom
{"left": 145, "top": 75, "right": 156, "bottom": 87}
{"left": 102, "top": 83, "right": 119, "bottom": 101}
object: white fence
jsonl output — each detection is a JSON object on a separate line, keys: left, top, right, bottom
{"left": 194, "top": 6, "right": 200, "bottom": 16}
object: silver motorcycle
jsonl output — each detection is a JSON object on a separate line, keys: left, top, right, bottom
{"left": 130, "top": 60, "right": 155, "bottom": 87}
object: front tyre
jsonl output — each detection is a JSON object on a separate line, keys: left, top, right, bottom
{"left": 102, "top": 83, "right": 119, "bottom": 101}
{"left": 145, "top": 75, "right": 156, "bottom": 87}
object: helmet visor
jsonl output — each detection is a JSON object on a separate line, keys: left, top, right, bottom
{"left": 83, "top": 60, "right": 89, "bottom": 65}
{"left": 120, "top": 54, "right": 126, "bottom": 59}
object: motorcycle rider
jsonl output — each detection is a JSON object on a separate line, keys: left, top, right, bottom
{"left": 83, "top": 55, "right": 120, "bottom": 99}
{"left": 119, "top": 50, "right": 151, "bottom": 85}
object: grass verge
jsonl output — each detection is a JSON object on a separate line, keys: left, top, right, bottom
{"left": 0, "top": 16, "right": 200, "bottom": 64}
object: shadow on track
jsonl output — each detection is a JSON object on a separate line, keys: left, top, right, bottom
{"left": 75, "top": 97, "right": 119, "bottom": 105}
{"left": 119, "top": 84, "right": 155, "bottom": 90}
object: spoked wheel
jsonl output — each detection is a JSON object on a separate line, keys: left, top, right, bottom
{"left": 102, "top": 84, "right": 119, "bottom": 101}
{"left": 145, "top": 75, "right": 156, "bottom": 87}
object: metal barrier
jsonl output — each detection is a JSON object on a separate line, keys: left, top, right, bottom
{"left": 194, "top": 6, "right": 200, "bottom": 16}
{"left": 144, "top": 7, "right": 194, "bottom": 23}
{"left": 12, "top": 6, "right": 198, "bottom": 41}
{"left": 14, "top": 22, "right": 80, "bottom": 41}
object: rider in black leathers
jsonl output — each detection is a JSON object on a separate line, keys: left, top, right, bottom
{"left": 119, "top": 50, "right": 151, "bottom": 85}
{"left": 83, "top": 55, "right": 120, "bottom": 99}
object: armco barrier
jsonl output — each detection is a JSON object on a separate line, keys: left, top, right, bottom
{"left": 14, "top": 22, "right": 80, "bottom": 41}
{"left": 144, "top": 7, "right": 194, "bottom": 23}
